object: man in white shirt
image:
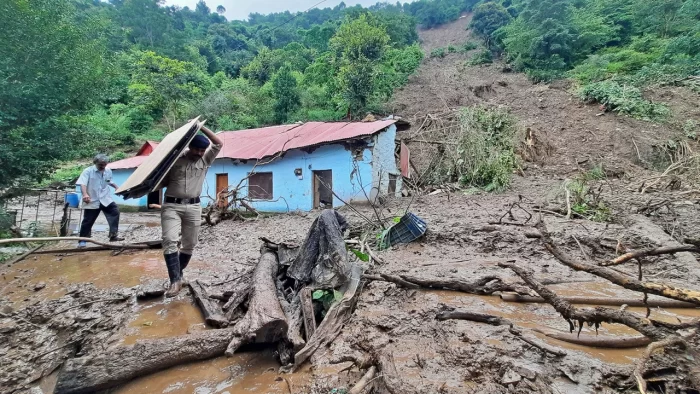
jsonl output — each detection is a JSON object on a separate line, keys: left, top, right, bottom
{"left": 76, "top": 154, "right": 124, "bottom": 247}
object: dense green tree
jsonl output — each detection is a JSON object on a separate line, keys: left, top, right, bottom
{"left": 470, "top": 2, "right": 512, "bottom": 46}
{"left": 271, "top": 66, "right": 301, "bottom": 123}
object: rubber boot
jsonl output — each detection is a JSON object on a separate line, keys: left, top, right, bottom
{"left": 109, "top": 233, "right": 125, "bottom": 242}
{"left": 179, "top": 253, "right": 192, "bottom": 285}
{"left": 164, "top": 252, "right": 182, "bottom": 298}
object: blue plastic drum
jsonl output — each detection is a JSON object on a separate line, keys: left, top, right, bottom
{"left": 65, "top": 192, "right": 80, "bottom": 208}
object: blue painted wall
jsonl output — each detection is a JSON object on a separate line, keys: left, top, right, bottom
{"left": 107, "top": 125, "right": 400, "bottom": 212}
{"left": 203, "top": 142, "right": 375, "bottom": 212}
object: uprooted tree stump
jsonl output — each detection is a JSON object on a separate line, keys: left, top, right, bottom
{"left": 225, "top": 248, "right": 288, "bottom": 355}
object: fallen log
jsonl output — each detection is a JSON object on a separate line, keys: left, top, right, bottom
{"left": 376, "top": 351, "right": 416, "bottom": 394}
{"left": 300, "top": 287, "right": 317, "bottom": 340}
{"left": 225, "top": 249, "right": 288, "bottom": 356}
{"left": 508, "top": 325, "right": 567, "bottom": 357}
{"left": 436, "top": 310, "right": 510, "bottom": 326}
{"left": 364, "top": 273, "right": 533, "bottom": 295}
{"left": 537, "top": 222, "right": 700, "bottom": 306}
{"left": 279, "top": 294, "right": 306, "bottom": 352}
{"left": 500, "top": 293, "right": 698, "bottom": 308}
{"left": 499, "top": 261, "right": 677, "bottom": 341}
{"left": 349, "top": 365, "right": 377, "bottom": 394}
{"left": 604, "top": 245, "right": 700, "bottom": 266}
{"left": 294, "top": 263, "right": 363, "bottom": 370}
{"left": 533, "top": 328, "right": 651, "bottom": 348}
{"left": 0, "top": 237, "right": 154, "bottom": 250}
{"left": 189, "top": 280, "right": 228, "bottom": 328}
{"left": 222, "top": 275, "right": 252, "bottom": 316}
{"left": 54, "top": 328, "right": 236, "bottom": 394}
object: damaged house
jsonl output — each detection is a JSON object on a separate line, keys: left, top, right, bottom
{"left": 107, "top": 119, "right": 407, "bottom": 212}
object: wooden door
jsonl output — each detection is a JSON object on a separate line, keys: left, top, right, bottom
{"left": 216, "top": 174, "right": 229, "bottom": 208}
{"left": 313, "top": 170, "right": 333, "bottom": 209}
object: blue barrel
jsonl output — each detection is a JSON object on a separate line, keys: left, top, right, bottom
{"left": 65, "top": 192, "right": 80, "bottom": 208}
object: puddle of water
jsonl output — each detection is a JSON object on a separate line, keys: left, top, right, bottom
{"left": 114, "top": 351, "right": 300, "bottom": 394}
{"left": 426, "top": 290, "right": 700, "bottom": 365}
{"left": 120, "top": 300, "right": 208, "bottom": 346}
{"left": 0, "top": 250, "right": 166, "bottom": 308}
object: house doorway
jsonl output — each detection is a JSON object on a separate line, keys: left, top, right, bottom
{"left": 147, "top": 190, "right": 161, "bottom": 209}
{"left": 313, "top": 170, "right": 333, "bottom": 209}
{"left": 216, "top": 174, "right": 229, "bottom": 209}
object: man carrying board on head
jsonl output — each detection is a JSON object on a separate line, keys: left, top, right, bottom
{"left": 156, "top": 126, "right": 223, "bottom": 297}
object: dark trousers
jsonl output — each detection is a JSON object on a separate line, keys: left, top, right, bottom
{"left": 79, "top": 202, "right": 120, "bottom": 238}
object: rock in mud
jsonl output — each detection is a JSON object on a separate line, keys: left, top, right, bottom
{"left": 136, "top": 280, "right": 166, "bottom": 299}
{"left": 501, "top": 368, "right": 522, "bottom": 385}
{"left": 33, "top": 282, "right": 46, "bottom": 291}
{"left": 0, "top": 321, "right": 18, "bottom": 334}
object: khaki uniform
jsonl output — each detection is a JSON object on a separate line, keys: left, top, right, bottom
{"left": 159, "top": 143, "right": 221, "bottom": 255}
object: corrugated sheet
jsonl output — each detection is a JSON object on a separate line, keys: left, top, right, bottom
{"left": 218, "top": 120, "right": 397, "bottom": 160}
{"left": 108, "top": 141, "right": 160, "bottom": 170}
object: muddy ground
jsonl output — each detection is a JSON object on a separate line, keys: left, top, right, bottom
{"left": 2, "top": 14, "right": 700, "bottom": 394}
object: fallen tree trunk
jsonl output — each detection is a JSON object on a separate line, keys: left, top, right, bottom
{"left": 0, "top": 237, "right": 154, "bottom": 249}
{"left": 293, "top": 263, "right": 363, "bottom": 370}
{"left": 436, "top": 310, "right": 510, "bottom": 326}
{"left": 348, "top": 365, "right": 377, "bottom": 394}
{"left": 54, "top": 329, "right": 236, "bottom": 394}
{"left": 376, "top": 351, "right": 417, "bottom": 394}
{"left": 499, "top": 261, "right": 677, "bottom": 341}
{"left": 222, "top": 276, "right": 252, "bottom": 322}
{"left": 537, "top": 222, "right": 700, "bottom": 306}
{"left": 500, "top": 293, "right": 698, "bottom": 308}
{"left": 533, "top": 328, "right": 651, "bottom": 348}
{"left": 189, "top": 280, "right": 228, "bottom": 328}
{"left": 225, "top": 250, "right": 288, "bottom": 356}
{"left": 364, "top": 273, "right": 533, "bottom": 295}
{"left": 279, "top": 294, "right": 306, "bottom": 352}
{"left": 604, "top": 245, "right": 700, "bottom": 266}
{"left": 300, "top": 287, "right": 317, "bottom": 340}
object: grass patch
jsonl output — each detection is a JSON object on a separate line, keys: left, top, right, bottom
{"left": 461, "top": 41, "right": 479, "bottom": 52}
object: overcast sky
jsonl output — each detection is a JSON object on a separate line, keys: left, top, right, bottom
{"left": 164, "top": 0, "right": 394, "bottom": 21}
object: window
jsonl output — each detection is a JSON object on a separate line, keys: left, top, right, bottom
{"left": 248, "top": 172, "right": 273, "bottom": 200}
{"left": 388, "top": 174, "right": 398, "bottom": 195}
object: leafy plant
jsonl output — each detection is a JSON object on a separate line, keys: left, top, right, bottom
{"left": 430, "top": 47, "right": 447, "bottom": 58}
{"left": 447, "top": 45, "right": 457, "bottom": 53}
{"left": 468, "top": 49, "right": 493, "bottom": 65}
{"left": 461, "top": 41, "right": 479, "bottom": 52}
{"left": 578, "top": 80, "right": 669, "bottom": 121}
{"left": 312, "top": 289, "right": 343, "bottom": 313}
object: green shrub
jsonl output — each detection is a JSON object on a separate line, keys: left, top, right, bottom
{"left": 447, "top": 45, "right": 457, "bottom": 53}
{"left": 425, "top": 106, "right": 518, "bottom": 191}
{"left": 468, "top": 49, "right": 493, "bottom": 65}
{"left": 578, "top": 80, "right": 669, "bottom": 121}
{"left": 461, "top": 41, "right": 479, "bottom": 52}
{"left": 110, "top": 151, "right": 127, "bottom": 161}
{"left": 430, "top": 47, "right": 447, "bottom": 58}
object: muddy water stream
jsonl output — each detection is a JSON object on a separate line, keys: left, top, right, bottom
{"left": 1, "top": 250, "right": 320, "bottom": 394}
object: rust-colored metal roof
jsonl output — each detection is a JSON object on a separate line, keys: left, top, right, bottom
{"left": 217, "top": 120, "right": 397, "bottom": 160}
{"left": 109, "top": 120, "right": 396, "bottom": 170}
{"left": 108, "top": 141, "right": 160, "bottom": 170}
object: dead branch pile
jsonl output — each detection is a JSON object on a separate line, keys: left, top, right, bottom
{"left": 53, "top": 210, "right": 366, "bottom": 393}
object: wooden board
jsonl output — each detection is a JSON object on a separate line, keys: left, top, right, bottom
{"left": 116, "top": 118, "right": 203, "bottom": 199}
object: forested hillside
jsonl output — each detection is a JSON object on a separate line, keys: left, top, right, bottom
{"left": 468, "top": 0, "right": 699, "bottom": 117}
{"left": 1, "top": 0, "right": 698, "bottom": 190}
{"left": 1, "top": 0, "right": 453, "bottom": 188}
